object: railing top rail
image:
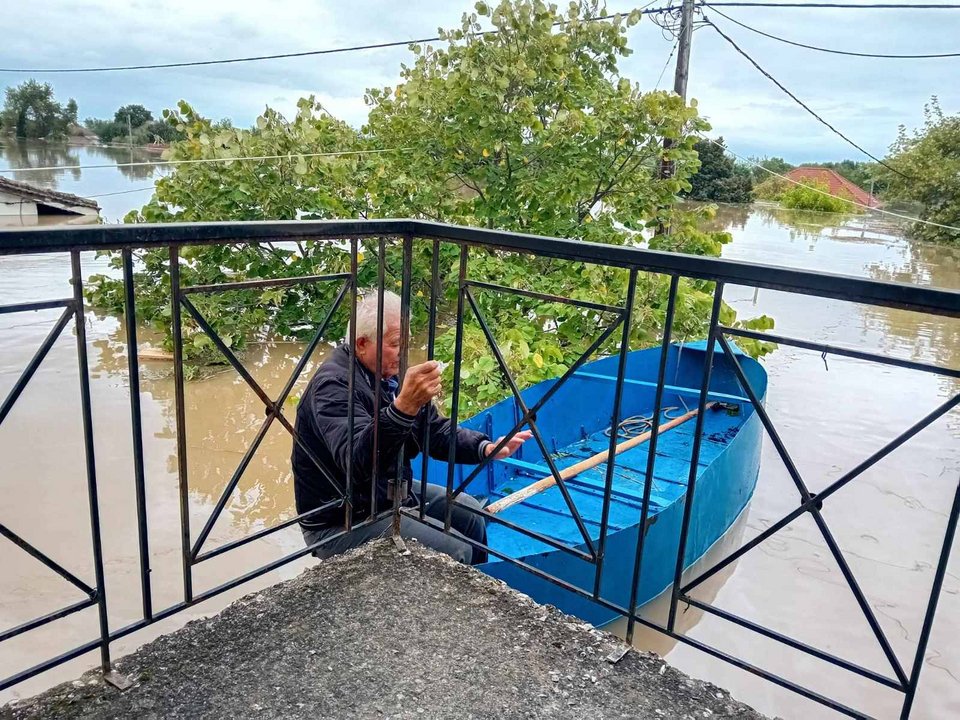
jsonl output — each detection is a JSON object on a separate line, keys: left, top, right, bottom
{"left": 1, "top": 219, "right": 958, "bottom": 318}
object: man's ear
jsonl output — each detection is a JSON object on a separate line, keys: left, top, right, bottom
{"left": 355, "top": 335, "right": 369, "bottom": 352}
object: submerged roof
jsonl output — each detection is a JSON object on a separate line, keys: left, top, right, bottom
{"left": 0, "top": 176, "right": 100, "bottom": 212}
{"left": 785, "top": 167, "right": 880, "bottom": 207}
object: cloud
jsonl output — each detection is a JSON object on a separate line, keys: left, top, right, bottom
{"left": 2, "top": 0, "right": 957, "bottom": 162}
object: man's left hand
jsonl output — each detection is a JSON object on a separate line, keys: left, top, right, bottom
{"left": 484, "top": 430, "right": 534, "bottom": 459}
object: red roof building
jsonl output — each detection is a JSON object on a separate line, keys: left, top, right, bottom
{"left": 784, "top": 167, "right": 880, "bottom": 208}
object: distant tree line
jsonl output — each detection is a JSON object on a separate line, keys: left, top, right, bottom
{"left": 0, "top": 79, "right": 185, "bottom": 145}
{"left": 684, "top": 137, "right": 889, "bottom": 211}
{"left": 84, "top": 103, "right": 185, "bottom": 145}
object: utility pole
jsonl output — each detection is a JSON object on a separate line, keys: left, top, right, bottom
{"left": 127, "top": 113, "right": 133, "bottom": 148}
{"left": 656, "top": 0, "right": 695, "bottom": 236}
{"left": 673, "top": 0, "right": 694, "bottom": 100}
{"left": 659, "top": 0, "right": 695, "bottom": 183}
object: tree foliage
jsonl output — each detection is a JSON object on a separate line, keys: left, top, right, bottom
{"left": 748, "top": 156, "right": 793, "bottom": 183}
{"left": 88, "top": 0, "right": 773, "bottom": 415}
{"left": 751, "top": 175, "right": 790, "bottom": 201}
{"left": 780, "top": 180, "right": 862, "bottom": 214}
{"left": 684, "top": 137, "right": 753, "bottom": 204}
{"left": 114, "top": 104, "right": 153, "bottom": 127}
{"left": 1, "top": 80, "right": 75, "bottom": 139}
{"left": 882, "top": 97, "right": 960, "bottom": 244}
{"left": 85, "top": 104, "right": 185, "bottom": 145}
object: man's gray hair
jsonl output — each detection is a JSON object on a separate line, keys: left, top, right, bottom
{"left": 352, "top": 289, "right": 402, "bottom": 340}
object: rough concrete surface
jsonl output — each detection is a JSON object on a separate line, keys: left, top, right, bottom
{"left": 3, "top": 539, "right": 772, "bottom": 719}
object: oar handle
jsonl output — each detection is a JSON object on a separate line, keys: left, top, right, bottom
{"left": 486, "top": 403, "right": 714, "bottom": 515}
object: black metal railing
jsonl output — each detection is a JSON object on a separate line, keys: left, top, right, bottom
{"left": 1, "top": 219, "right": 958, "bottom": 719}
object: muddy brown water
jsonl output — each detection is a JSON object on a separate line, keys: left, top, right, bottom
{"left": 1, "top": 205, "right": 958, "bottom": 719}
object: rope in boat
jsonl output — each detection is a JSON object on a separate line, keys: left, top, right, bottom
{"left": 604, "top": 407, "right": 681, "bottom": 439}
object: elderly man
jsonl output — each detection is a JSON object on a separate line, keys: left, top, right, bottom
{"left": 292, "top": 290, "right": 531, "bottom": 564}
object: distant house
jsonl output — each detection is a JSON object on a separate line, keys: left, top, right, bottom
{"left": 0, "top": 177, "right": 100, "bottom": 224}
{"left": 784, "top": 167, "right": 880, "bottom": 208}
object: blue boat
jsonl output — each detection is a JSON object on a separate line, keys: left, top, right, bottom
{"left": 421, "top": 340, "right": 767, "bottom": 626}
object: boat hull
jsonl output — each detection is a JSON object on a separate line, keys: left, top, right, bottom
{"left": 420, "top": 341, "right": 767, "bottom": 626}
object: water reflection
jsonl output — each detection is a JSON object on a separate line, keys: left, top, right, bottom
{"left": 604, "top": 505, "right": 751, "bottom": 653}
{"left": 866, "top": 240, "right": 960, "bottom": 398}
{"left": 0, "top": 139, "right": 165, "bottom": 221}
{"left": 90, "top": 324, "right": 329, "bottom": 532}
{"left": 0, "top": 140, "right": 82, "bottom": 184}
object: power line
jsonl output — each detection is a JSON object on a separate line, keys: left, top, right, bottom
{"left": 706, "top": 135, "right": 960, "bottom": 234}
{"left": 85, "top": 185, "right": 157, "bottom": 199}
{"left": 703, "top": 17, "right": 912, "bottom": 179}
{"left": 707, "top": 5, "right": 960, "bottom": 57}
{"left": 702, "top": 3, "right": 960, "bottom": 8}
{"left": 655, "top": 38, "right": 681, "bottom": 88}
{"left": 0, "top": 148, "right": 408, "bottom": 175}
{"left": 0, "top": 5, "right": 683, "bottom": 74}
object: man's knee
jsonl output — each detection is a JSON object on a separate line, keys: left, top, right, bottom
{"left": 454, "top": 491, "right": 483, "bottom": 512}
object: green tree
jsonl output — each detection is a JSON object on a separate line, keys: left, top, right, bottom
{"left": 114, "top": 103, "right": 153, "bottom": 128}
{"left": 92, "top": 0, "right": 773, "bottom": 413}
{"left": 749, "top": 156, "right": 793, "bottom": 183}
{"left": 64, "top": 98, "right": 78, "bottom": 126}
{"left": 781, "top": 180, "right": 861, "bottom": 214}
{"left": 1, "top": 80, "right": 71, "bottom": 139}
{"left": 752, "top": 175, "right": 790, "bottom": 201}
{"left": 881, "top": 97, "right": 960, "bottom": 244}
{"left": 684, "top": 137, "right": 753, "bottom": 204}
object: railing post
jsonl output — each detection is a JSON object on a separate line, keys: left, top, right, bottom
{"left": 393, "top": 233, "right": 414, "bottom": 535}
{"left": 626, "top": 274, "right": 680, "bottom": 642}
{"left": 345, "top": 238, "right": 359, "bottom": 531}
{"left": 419, "top": 239, "right": 441, "bottom": 522}
{"left": 370, "top": 237, "right": 387, "bottom": 520}
{"left": 69, "top": 250, "right": 111, "bottom": 673}
{"left": 122, "top": 248, "right": 152, "bottom": 620}
{"left": 900, "top": 476, "right": 960, "bottom": 719}
{"left": 168, "top": 244, "right": 193, "bottom": 602}
{"left": 593, "top": 268, "right": 637, "bottom": 599}
{"left": 668, "top": 281, "right": 724, "bottom": 632}
{"left": 445, "top": 245, "right": 469, "bottom": 532}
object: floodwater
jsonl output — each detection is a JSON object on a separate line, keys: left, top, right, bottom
{"left": 0, "top": 138, "right": 166, "bottom": 224}
{"left": 1, "top": 202, "right": 958, "bottom": 719}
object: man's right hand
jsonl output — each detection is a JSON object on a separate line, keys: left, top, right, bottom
{"left": 394, "top": 361, "right": 442, "bottom": 416}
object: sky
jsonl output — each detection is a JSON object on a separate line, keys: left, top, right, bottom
{"left": 2, "top": 0, "right": 958, "bottom": 164}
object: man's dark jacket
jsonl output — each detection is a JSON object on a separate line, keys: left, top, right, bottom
{"left": 292, "top": 344, "right": 490, "bottom": 530}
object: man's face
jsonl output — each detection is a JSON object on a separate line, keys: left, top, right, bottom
{"left": 356, "top": 316, "right": 402, "bottom": 378}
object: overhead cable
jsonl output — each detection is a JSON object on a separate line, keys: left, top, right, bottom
{"left": 0, "top": 5, "right": 683, "bottom": 74}
{"left": 702, "top": 3, "right": 960, "bottom": 9}
{"left": 707, "top": 5, "right": 960, "bottom": 58}
{"left": 704, "top": 18, "right": 913, "bottom": 179}
{"left": 84, "top": 186, "right": 158, "bottom": 198}
{"left": 705, "top": 135, "right": 960, "bottom": 234}
{"left": 655, "top": 38, "right": 681, "bottom": 89}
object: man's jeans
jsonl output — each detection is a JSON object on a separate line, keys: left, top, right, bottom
{"left": 302, "top": 483, "right": 487, "bottom": 564}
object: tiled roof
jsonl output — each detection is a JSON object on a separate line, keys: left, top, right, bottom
{"left": 784, "top": 167, "right": 880, "bottom": 207}
{"left": 0, "top": 176, "right": 100, "bottom": 210}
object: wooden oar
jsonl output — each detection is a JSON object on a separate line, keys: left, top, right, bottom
{"left": 486, "top": 402, "right": 715, "bottom": 515}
